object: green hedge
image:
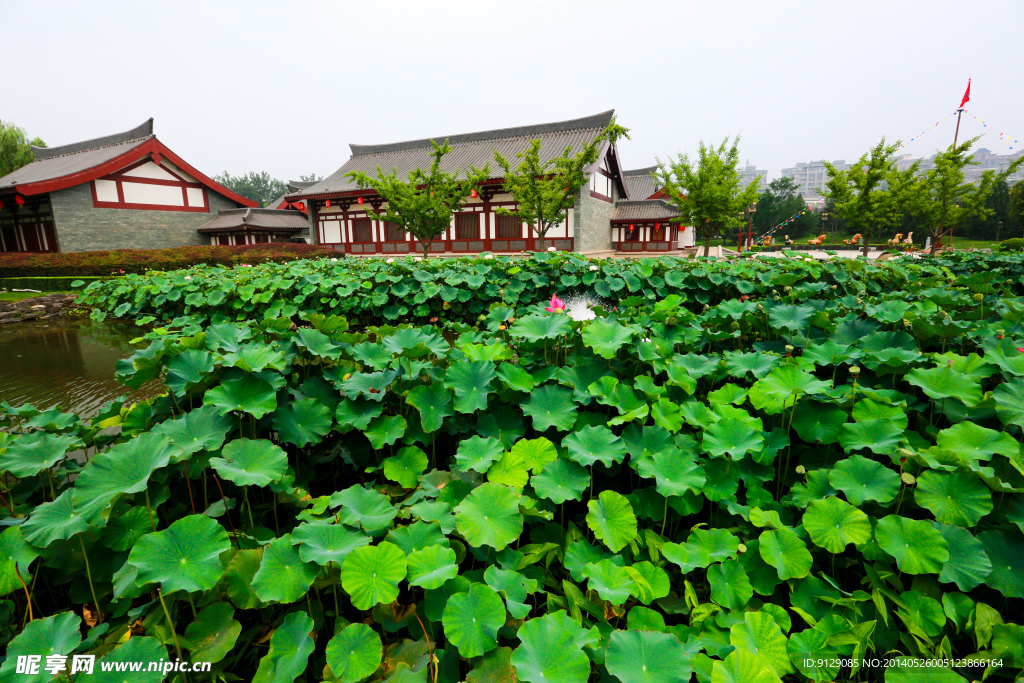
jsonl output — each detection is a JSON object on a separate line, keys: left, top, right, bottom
{"left": 0, "top": 276, "right": 110, "bottom": 292}
{"left": 998, "top": 237, "right": 1024, "bottom": 252}
{"left": 0, "top": 243, "right": 340, "bottom": 277}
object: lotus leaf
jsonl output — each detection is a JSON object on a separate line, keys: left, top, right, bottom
{"left": 252, "top": 611, "right": 315, "bottom": 683}
{"left": 454, "top": 482, "right": 523, "bottom": 551}
{"left": 531, "top": 458, "right": 589, "bottom": 503}
{"left": 759, "top": 527, "right": 813, "bottom": 580}
{"left": 271, "top": 397, "right": 333, "bottom": 447}
{"left": 444, "top": 360, "right": 496, "bottom": 413}
{"left": 442, "top": 583, "right": 506, "bottom": 657}
{"left": 803, "top": 497, "right": 871, "bottom": 553}
{"left": 129, "top": 514, "right": 230, "bottom": 593}
{"left": 522, "top": 385, "right": 577, "bottom": 432}
{"left": 875, "top": 515, "right": 949, "bottom": 575}
{"left": 587, "top": 490, "right": 637, "bottom": 553}
{"left": 185, "top": 602, "right": 241, "bottom": 663}
{"left": 331, "top": 485, "right": 398, "bottom": 532}
{"left": 406, "top": 544, "right": 458, "bottom": 589}
{"left": 916, "top": 471, "right": 992, "bottom": 527}
{"left": 730, "top": 611, "right": 794, "bottom": 678}
{"left": 325, "top": 623, "right": 382, "bottom": 683}
{"left": 511, "top": 615, "right": 591, "bottom": 683}
{"left": 828, "top": 454, "right": 900, "bottom": 506}
{"left": 340, "top": 542, "right": 407, "bottom": 610}
{"left": 606, "top": 630, "right": 692, "bottom": 683}
{"left": 211, "top": 438, "right": 287, "bottom": 487}
{"left": 563, "top": 424, "right": 626, "bottom": 467}
{"left": 204, "top": 372, "right": 279, "bottom": 418}
{"left": 0, "top": 432, "right": 81, "bottom": 478}
{"left": 291, "top": 522, "right": 369, "bottom": 566}
{"left": 455, "top": 435, "right": 504, "bottom": 473}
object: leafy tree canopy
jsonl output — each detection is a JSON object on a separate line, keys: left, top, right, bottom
{"left": 345, "top": 140, "right": 490, "bottom": 257}
{"left": 753, "top": 177, "right": 817, "bottom": 239}
{"left": 655, "top": 136, "right": 761, "bottom": 256}
{"left": 299, "top": 173, "right": 323, "bottom": 183}
{"left": 0, "top": 120, "right": 46, "bottom": 178}
{"left": 494, "top": 118, "right": 630, "bottom": 250}
{"left": 213, "top": 171, "right": 287, "bottom": 207}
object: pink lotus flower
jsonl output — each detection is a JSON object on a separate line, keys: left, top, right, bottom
{"left": 1017, "top": 347, "right": 1024, "bottom": 352}
{"left": 241, "top": 264, "right": 253, "bottom": 267}
{"left": 544, "top": 294, "right": 566, "bottom": 314}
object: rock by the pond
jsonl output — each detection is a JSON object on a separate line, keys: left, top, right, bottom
{"left": 0, "top": 293, "right": 78, "bottom": 324}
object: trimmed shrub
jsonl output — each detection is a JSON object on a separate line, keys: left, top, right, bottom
{"left": 998, "top": 237, "right": 1024, "bottom": 252}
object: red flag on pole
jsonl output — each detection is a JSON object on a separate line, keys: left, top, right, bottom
{"left": 959, "top": 78, "right": 971, "bottom": 109}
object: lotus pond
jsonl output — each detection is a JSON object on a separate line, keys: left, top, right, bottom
{"left": 1, "top": 252, "right": 1024, "bottom": 683}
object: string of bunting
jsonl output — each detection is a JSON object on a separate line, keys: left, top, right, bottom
{"left": 965, "top": 110, "right": 1019, "bottom": 151}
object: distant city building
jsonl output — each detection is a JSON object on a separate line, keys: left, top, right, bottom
{"left": 896, "top": 148, "right": 1024, "bottom": 184}
{"left": 738, "top": 164, "right": 769, "bottom": 193}
{"left": 779, "top": 160, "right": 848, "bottom": 203}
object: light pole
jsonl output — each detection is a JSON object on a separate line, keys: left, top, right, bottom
{"left": 821, "top": 211, "right": 830, "bottom": 245}
{"left": 996, "top": 220, "right": 1003, "bottom": 242}
{"left": 746, "top": 203, "right": 757, "bottom": 250}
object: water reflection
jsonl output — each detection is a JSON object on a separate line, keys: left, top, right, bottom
{"left": 0, "top": 318, "right": 162, "bottom": 419}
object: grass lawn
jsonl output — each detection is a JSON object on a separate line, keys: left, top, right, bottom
{"left": 0, "top": 290, "right": 72, "bottom": 302}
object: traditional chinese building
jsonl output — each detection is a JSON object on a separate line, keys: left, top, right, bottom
{"left": 0, "top": 119, "right": 256, "bottom": 253}
{"left": 285, "top": 111, "right": 689, "bottom": 256}
{"left": 615, "top": 166, "right": 694, "bottom": 251}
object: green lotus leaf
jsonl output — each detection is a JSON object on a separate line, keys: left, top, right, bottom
{"left": 624, "top": 561, "right": 671, "bottom": 604}
{"left": 522, "top": 385, "right": 577, "bottom": 432}
{"left": 803, "top": 497, "right": 871, "bottom": 553}
{"left": 730, "top": 611, "right": 794, "bottom": 678}
{"left": 852, "top": 398, "right": 908, "bottom": 429}
{"left": 340, "top": 370, "right": 397, "bottom": 401}
{"left": 341, "top": 542, "right": 407, "bottom": 610}
{"left": 406, "top": 383, "right": 455, "bottom": 433}
{"left": 22, "top": 490, "right": 91, "bottom": 547}
{"left": 0, "top": 432, "right": 82, "bottom": 477}
{"left": 662, "top": 540, "right": 712, "bottom": 573}
{"left": 564, "top": 424, "right": 626, "bottom": 467}
{"left": 0, "top": 611, "right": 82, "bottom": 683}
{"left": 455, "top": 435, "right": 504, "bottom": 473}
{"left": 497, "top": 362, "right": 535, "bottom": 392}
{"left": 270, "top": 397, "right": 333, "bottom": 447}
{"left": 769, "top": 303, "right": 814, "bottom": 333}
{"left": 219, "top": 548, "right": 266, "bottom": 610}
{"left": 837, "top": 419, "right": 905, "bottom": 455}
{"left": 388, "top": 520, "right": 450, "bottom": 555}
{"left": 206, "top": 322, "right": 253, "bottom": 352}
{"left": 185, "top": 602, "right": 241, "bottom": 664}
{"left": 787, "top": 628, "right": 838, "bottom": 681}
{"left": 253, "top": 535, "right": 318, "bottom": 603}
{"left": 294, "top": 326, "right": 343, "bottom": 360}
{"left": 993, "top": 377, "right": 1024, "bottom": 430}
{"left": 663, "top": 528, "right": 739, "bottom": 572}
{"left": 351, "top": 341, "right": 393, "bottom": 370}
{"left": 467, "top": 647, "right": 517, "bottom": 683}
{"left": 454, "top": 482, "right": 523, "bottom": 551}
{"left": 906, "top": 366, "right": 982, "bottom": 408}
{"left": 587, "top": 490, "right": 637, "bottom": 553}
{"left": 606, "top": 630, "right": 692, "bottom": 683}
{"left": 708, "top": 559, "right": 754, "bottom": 610}
{"left": 511, "top": 615, "right": 591, "bottom": 683}
{"left": 791, "top": 402, "right": 847, "bottom": 444}
{"left": 330, "top": 485, "right": 398, "bottom": 532}
{"left": 875, "top": 515, "right": 949, "bottom": 575}
{"left": 153, "top": 404, "right": 233, "bottom": 458}
{"left": 510, "top": 437, "right": 558, "bottom": 473}
{"left": 325, "top": 623, "right": 382, "bottom": 683}
{"left": 583, "top": 559, "right": 636, "bottom": 604}
{"left": 223, "top": 342, "right": 287, "bottom": 373}
{"left": 336, "top": 397, "right": 385, "bottom": 431}
{"left": 531, "top": 458, "right": 590, "bottom": 504}
{"left": 252, "top": 611, "right": 314, "bottom": 683}
{"left": 129, "top": 514, "right": 230, "bottom": 593}
{"left": 978, "top": 530, "right": 1024, "bottom": 598}
{"left": 406, "top": 544, "right": 458, "bottom": 590}
{"left": 935, "top": 421, "right": 1018, "bottom": 463}
{"left": 444, "top": 360, "right": 496, "bottom": 413}
{"left": 916, "top": 471, "right": 992, "bottom": 527}
{"left": 711, "top": 646, "right": 783, "bottom": 683}
{"left": 637, "top": 450, "right": 705, "bottom": 497}
{"left": 483, "top": 565, "right": 538, "bottom": 619}
{"left": 650, "top": 398, "right": 684, "bottom": 432}
{"left": 828, "top": 454, "right": 900, "bottom": 506}
{"left": 724, "top": 351, "right": 779, "bottom": 380}
{"left": 802, "top": 339, "right": 857, "bottom": 367}
{"left": 204, "top": 372, "right": 279, "bottom": 418}
{"left": 90, "top": 636, "right": 170, "bottom": 683}
{"left": 748, "top": 365, "right": 831, "bottom": 415}
{"left": 702, "top": 418, "right": 765, "bottom": 459}
{"left": 929, "top": 523, "right": 991, "bottom": 592}
{"left": 364, "top": 414, "right": 407, "bottom": 450}
{"left": 442, "top": 583, "right": 506, "bottom": 657}
{"left": 380, "top": 445, "right": 428, "bottom": 488}
{"left": 210, "top": 438, "right": 287, "bottom": 487}
{"left": 0, "top": 526, "right": 40, "bottom": 599}
{"left": 509, "top": 312, "right": 573, "bottom": 342}
{"left": 582, "top": 319, "right": 636, "bottom": 359}
{"left": 292, "top": 522, "right": 368, "bottom": 566}
{"left": 101, "top": 506, "right": 155, "bottom": 552}
{"left": 71, "top": 431, "right": 178, "bottom": 522}
{"left": 758, "top": 527, "right": 813, "bottom": 580}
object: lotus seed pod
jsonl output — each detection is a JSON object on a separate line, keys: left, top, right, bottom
{"left": 737, "top": 543, "right": 747, "bottom": 553}
{"left": 757, "top": 304, "right": 765, "bottom": 311}
{"left": 795, "top": 465, "right": 806, "bottom": 475}
{"left": 973, "top": 293, "right": 984, "bottom": 302}
{"left": 899, "top": 448, "right": 914, "bottom": 458}
{"left": 850, "top": 366, "right": 860, "bottom": 375}
{"left": 785, "top": 286, "right": 792, "bottom": 293}
{"left": 997, "top": 329, "right": 1005, "bottom": 339}
{"left": 785, "top": 344, "right": 794, "bottom": 354}
{"left": 900, "top": 472, "right": 916, "bottom": 485}
{"left": 730, "top": 321, "right": 740, "bottom": 331}
{"left": 856, "top": 298, "right": 863, "bottom": 305}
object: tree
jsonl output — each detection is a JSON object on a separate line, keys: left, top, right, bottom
{"left": 901, "top": 137, "right": 1024, "bottom": 252}
{"left": 822, "top": 138, "right": 917, "bottom": 258}
{"left": 493, "top": 118, "right": 630, "bottom": 251}
{"left": 213, "top": 171, "right": 287, "bottom": 207}
{"left": 0, "top": 120, "right": 46, "bottom": 177}
{"left": 299, "top": 173, "right": 323, "bottom": 183}
{"left": 1010, "top": 181, "right": 1024, "bottom": 239}
{"left": 752, "top": 177, "right": 817, "bottom": 239}
{"left": 959, "top": 179, "right": 1010, "bottom": 240}
{"left": 345, "top": 140, "right": 489, "bottom": 258}
{"left": 654, "top": 136, "right": 761, "bottom": 257}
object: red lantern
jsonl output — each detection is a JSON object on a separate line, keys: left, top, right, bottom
{"left": 470, "top": 189, "right": 478, "bottom": 199}
{"left": 628, "top": 224, "right": 635, "bottom": 231}
{"left": 0, "top": 200, "right": 4, "bottom": 210}
{"left": 325, "top": 199, "right": 331, "bottom": 208}
{"left": 357, "top": 196, "right": 364, "bottom": 205}
{"left": 14, "top": 195, "right": 24, "bottom": 207}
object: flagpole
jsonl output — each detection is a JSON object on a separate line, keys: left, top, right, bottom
{"left": 952, "top": 108, "right": 964, "bottom": 148}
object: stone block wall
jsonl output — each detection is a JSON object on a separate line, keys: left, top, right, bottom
{"left": 573, "top": 181, "right": 616, "bottom": 253}
{"left": 49, "top": 184, "right": 239, "bottom": 252}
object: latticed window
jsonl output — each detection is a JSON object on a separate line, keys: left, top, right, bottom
{"left": 352, "top": 218, "right": 373, "bottom": 242}
{"left": 495, "top": 214, "right": 520, "bottom": 238}
{"left": 384, "top": 221, "right": 404, "bottom": 241}
{"left": 456, "top": 213, "right": 479, "bottom": 240}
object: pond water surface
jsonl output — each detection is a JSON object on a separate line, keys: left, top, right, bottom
{"left": 0, "top": 317, "right": 161, "bottom": 419}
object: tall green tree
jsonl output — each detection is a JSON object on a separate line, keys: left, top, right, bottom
{"left": 213, "top": 171, "right": 287, "bottom": 207}
{"left": 346, "top": 140, "right": 489, "bottom": 258}
{"left": 493, "top": 118, "right": 630, "bottom": 251}
{"left": 299, "top": 173, "right": 323, "bottom": 183}
{"left": 654, "top": 136, "right": 761, "bottom": 256}
{"left": 0, "top": 120, "right": 46, "bottom": 177}
{"left": 902, "top": 137, "right": 1024, "bottom": 252}
{"left": 822, "top": 138, "right": 918, "bottom": 258}
{"left": 1009, "top": 181, "right": 1024, "bottom": 239}
{"left": 752, "top": 177, "right": 817, "bottom": 239}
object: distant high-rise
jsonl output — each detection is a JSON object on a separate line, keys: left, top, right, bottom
{"left": 738, "top": 164, "right": 769, "bottom": 193}
{"left": 779, "top": 160, "right": 848, "bottom": 202}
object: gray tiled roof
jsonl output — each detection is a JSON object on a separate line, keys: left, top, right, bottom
{"left": 0, "top": 119, "right": 155, "bottom": 191}
{"left": 610, "top": 200, "right": 681, "bottom": 222}
{"left": 623, "top": 166, "right": 659, "bottom": 200}
{"left": 287, "top": 111, "right": 616, "bottom": 198}
{"left": 197, "top": 208, "right": 309, "bottom": 233}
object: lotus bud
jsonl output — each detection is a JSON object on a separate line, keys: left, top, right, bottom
{"left": 785, "top": 286, "right": 792, "bottom": 293}
{"left": 795, "top": 465, "right": 806, "bottom": 475}
{"left": 830, "top": 285, "right": 837, "bottom": 290}
{"left": 899, "top": 448, "right": 914, "bottom": 459}
{"left": 702, "top": 304, "right": 710, "bottom": 311}
{"left": 900, "top": 472, "right": 916, "bottom": 485}
{"left": 478, "top": 314, "right": 487, "bottom": 322}
{"left": 737, "top": 543, "right": 747, "bottom": 553}
{"left": 902, "top": 318, "right": 911, "bottom": 327}
{"left": 757, "top": 303, "right": 765, "bottom": 311}
{"left": 730, "top": 321, "right": 740, "bottom": 331}
{"left": 997, "top": 329, "right": 1005, "bottom": 339}
{"left": 849, "top": 366, "right": 860, "bottom": 376}
{"left": 856, "top": 298, "right": 863, "bottom": 305}
{"left": 499, "top": 324, "right": 506, "bottom": 330}
{"left": 973, "top": 293, "right": 984, "bottom": 302}
{"left": 343, "top": 373, "right": 352, "bottom": 381}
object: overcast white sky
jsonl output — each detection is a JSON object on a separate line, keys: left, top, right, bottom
{"left": 4, "top": 0, "right": 1021, "bottom": 183}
